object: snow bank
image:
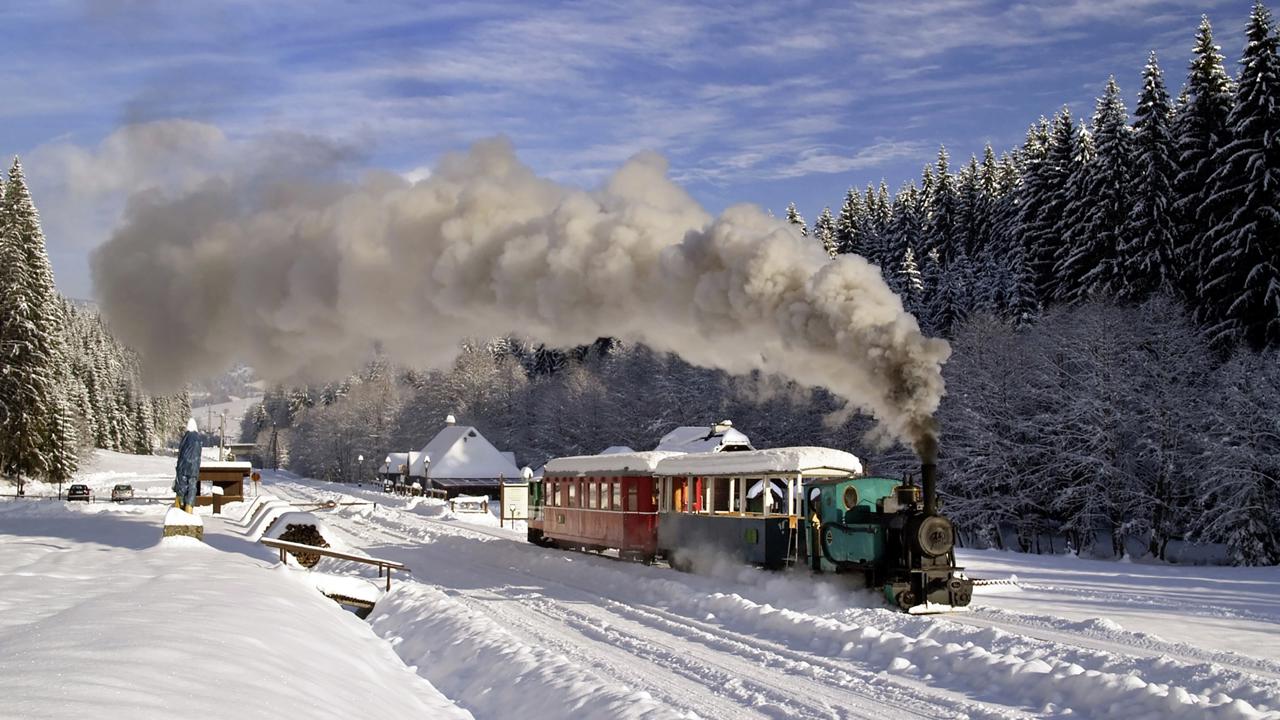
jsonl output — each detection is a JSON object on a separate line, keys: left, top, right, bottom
{"left": 373, "top": 585, "right": 675, "bottom": 720}
{"left": 163, "top": 506, "right": 203, "bottom": 526}
{"left": 0, "top": 501, "right": 468, "bottom": 720}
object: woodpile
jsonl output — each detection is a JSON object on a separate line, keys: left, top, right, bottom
{"left": 278, "top": 523, "right": 330, "bottom": 568}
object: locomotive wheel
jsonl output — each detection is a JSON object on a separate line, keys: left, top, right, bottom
{"left": 914, "top": 515, "right": 955, "bottom": 557}
{"left": 896, "top": 589, "right": 918, "bottom": 611}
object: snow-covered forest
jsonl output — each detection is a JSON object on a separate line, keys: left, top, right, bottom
{"left": 250, "top": 5, "right": 1280, "bottom": 566}
{"left": 0, "top": 159, "right": 190, "bottom": 492}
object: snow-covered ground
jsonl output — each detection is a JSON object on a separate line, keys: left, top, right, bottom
{"left": 274, "top": 474, "right": 1280, "bottom": 719}
{"left": 3, "top": 451, "right": 1279, "bottom": 719}
{"left": 0, "top": 488, "right": 468, "bottom": 718}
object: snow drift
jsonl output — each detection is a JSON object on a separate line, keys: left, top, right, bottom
{"left": 92, "top": 139, "right": 949, "bottom": 454}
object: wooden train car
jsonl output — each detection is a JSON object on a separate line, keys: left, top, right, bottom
{"left": 530, "top": 451, "right": 682, "bottom": 562}
{"left": 654, "top": 447, "right": 863, "bottom": 569}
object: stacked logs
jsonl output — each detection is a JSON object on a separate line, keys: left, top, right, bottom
{"left": 278, "top": 523, "right": 330, "bottom": 568}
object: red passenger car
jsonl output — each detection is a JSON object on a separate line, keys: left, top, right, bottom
{"left": 530, "top": 451, "right": 681, "bottom": 563}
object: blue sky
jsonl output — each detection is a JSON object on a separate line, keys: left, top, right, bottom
{"left": 0, "top": 0, "right": 1257, "bottom": 297}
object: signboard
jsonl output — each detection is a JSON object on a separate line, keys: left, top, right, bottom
{"left": 500, "top": 482, "right": 529, "bottom": 527}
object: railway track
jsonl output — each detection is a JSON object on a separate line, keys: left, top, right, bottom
{"left": 266, "top": 478, "right": 1280, "bottom": 719}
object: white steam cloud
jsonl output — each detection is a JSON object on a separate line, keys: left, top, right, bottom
{"left": 91, "top": 138, "right": 949, "bottom": 456}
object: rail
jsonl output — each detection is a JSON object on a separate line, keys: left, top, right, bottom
{"left": 258, "top": 537, "right": 410, "bottom": 591}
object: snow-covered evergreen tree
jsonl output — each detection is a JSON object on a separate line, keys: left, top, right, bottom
{"left": 895, "top": 247, "right": 925, "bottom": 317}
{"left": 784, "top": 202, "right": 807, "bottom": 237}
{"left": 46, "top": 394, "right": 79, "bottom": 486}
{"left": 0, "top": 157, "right": 66, "bottom": 482}
{"left": 1173, "top": 15, "right": 1235, "bottom": 296}
{"left": 834, "top": 188, "right": 864, "bottom": 255}
{"left": 1057, "top": 78, "right": 1135, "bottom": 302}
{"left": 883, "top": 181, "right": 924, "bottom": 266}
{"left": 1121, "top": 53, "right": 1180, "bottom": 302}
{"left": 132, "top": 394, "right": 155, "bottom": 454}
{"left": 926, "top": 147, "right": 958, "bottom": 261}
{"left": 1200, "top": 1, "right": 1280, "bottom": 349}
{"left": 955, "top": 155, "right": 983, "bottom": 258}
{"left": 1048, "top": 123, "right": 1095, "bottom": 302}
{"left": 1022, "top": 111, "right": 1075, "bottom": 303}
{"left": 812, "top": 206, "right": 838, "bottom": 258}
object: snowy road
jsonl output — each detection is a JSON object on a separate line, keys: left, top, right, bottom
{"left": 263, "top": 476, "right": 1280, "bottom": 720}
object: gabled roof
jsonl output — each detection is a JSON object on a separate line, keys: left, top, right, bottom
{"left": 410, "top": 424, "right": 521, "bottom": 480}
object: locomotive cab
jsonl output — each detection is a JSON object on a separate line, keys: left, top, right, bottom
{"left": 805, "top": 468, "right": 972, "bottom": 612}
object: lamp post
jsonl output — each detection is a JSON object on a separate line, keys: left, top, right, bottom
{"left": 357, "top": 454, "right": 364, "bottom": 486}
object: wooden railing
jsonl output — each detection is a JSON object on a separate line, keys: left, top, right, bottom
{"left": 258, "top": 537, "right": 409, "bottom": 591}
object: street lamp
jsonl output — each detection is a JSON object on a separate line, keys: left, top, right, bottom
{"left": 357, "top": 454, "right": 364, "bottom": 486}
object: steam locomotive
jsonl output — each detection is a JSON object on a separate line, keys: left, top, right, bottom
{"left": 528, "top": 446, "right": 972, "bottom": 613}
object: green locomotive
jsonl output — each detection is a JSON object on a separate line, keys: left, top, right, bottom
{"left": 805, "top": 464, "right": 972, "bottom": 611}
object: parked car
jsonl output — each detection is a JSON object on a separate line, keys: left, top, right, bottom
{"left": 111, "top": 484, "right": 134, "bottom": 502}
{"left": 66, "top": 484, "right": 92, "bottom": 502}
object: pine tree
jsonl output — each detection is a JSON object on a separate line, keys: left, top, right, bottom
{"left": 1048, "top": 124, "right": 1096, "bottom": 301}
{"left": 835, "top": 188, "right": 864, "bottom": 255}
{"left": 813, "top": 206, "right": 838, "bottom": 258}
{"left": 0, "top": 158, "right": 66, "bottom": 482}
{"left": 1121, "top": 52, "right": 1180, "bottom": 302}
{"left": 926, "top": 147, "right": 958, "bottom": 261}
{"left": 1174, "top": 15, "right": 1235, "bottom": 297}
{"left": 884, "top": 182, "right": 924, "bottom": 268}
{"left": 955, "top": 155, "right": 982, "bottom": 258}
{"left": 1058, "top": 78, "right": 1135, "bottom": 302}
{"left": 785, "top": 202, "right": 807, "bottom": 237}
{"left": 46, "top": 394, "right": 78, "bottom": 487}
{"left": 1022, "top": 111, "right": 1076, "bottom": 303}
{"left": 871, "top": 182, "right": 892, "bottom": 265}
{"left": 132, "top": 394, "right": 155, "bottom": 454}
{"left": 895, "top": 247, "right": 925, "bottom": 317}
{"left": 1200, "top": 1, "right": 1280, "bottom": 349}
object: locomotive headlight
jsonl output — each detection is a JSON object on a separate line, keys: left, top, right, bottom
{"left": 913, "top": 515, "right": 955, "bottom": 557}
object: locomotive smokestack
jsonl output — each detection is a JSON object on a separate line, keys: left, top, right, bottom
{"left": 921, "top": 462, "right": 938, "bottom": 516}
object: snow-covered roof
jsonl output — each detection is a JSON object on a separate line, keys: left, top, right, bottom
{"left": 600, "top": 445, "right": 636, "bottom": 455}
{"left": 410, "top": 424, "right": 521, "bottom": 480}
{"left": 654, "top": 424, "right": 753, "bottom": 453}
{"left": 544, "top": 451, "right": 686, "bottom": 476}
{"left": 655, "top": 447, "right": 862, "bottom": 477}
{"left": 201, "top": 460, "right": 252, "bottom": 471}
{"left": 379, "top": 451, "right": 421, "bottom": 475}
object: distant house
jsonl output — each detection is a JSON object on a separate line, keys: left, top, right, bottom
{"left": 654, "top": 420, "right": 753, "bottom": 453}
{"left": 407, "top": 416, "right": 522, "bottom": 498}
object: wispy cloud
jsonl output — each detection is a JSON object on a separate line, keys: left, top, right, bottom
{"left": 3, "top": 0, "right": 1264, "bottom": 296}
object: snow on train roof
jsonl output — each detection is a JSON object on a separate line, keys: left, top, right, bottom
{"left": 654, "top": 447, "right": 863, "bottom": 477}
{"left": 544, "top": 451, "right": 685, "bottom": 476}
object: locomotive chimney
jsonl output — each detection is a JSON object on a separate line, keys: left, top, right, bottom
{"left": 921, "top": 463, "right": 938, "bottom": 516}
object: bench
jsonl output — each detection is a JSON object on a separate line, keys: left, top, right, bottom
{"left": 258, "top": 537, "right": 410, "bottom": 591}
